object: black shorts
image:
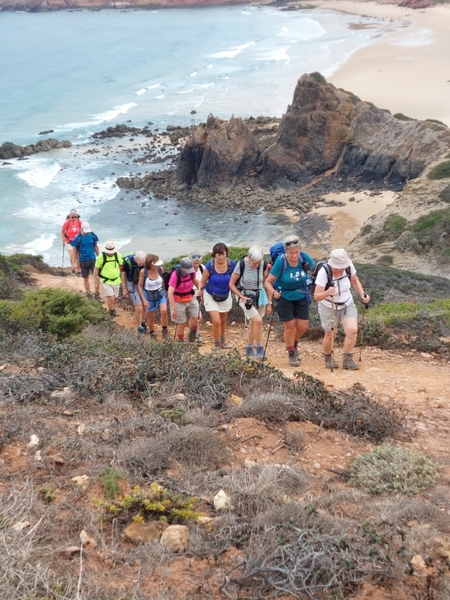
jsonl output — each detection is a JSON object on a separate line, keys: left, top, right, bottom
{"left": 80, "top": 259, "right": 96, "bottom": 278}
{"left": 276, "top": 296, "right": 309, "bottom": 323}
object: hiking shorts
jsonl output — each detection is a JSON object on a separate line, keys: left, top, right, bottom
{"left": 236, "top": 295, "right": 265, "bottom": 320}
{"left": 102, "top": 282, "right": 121, "bottom": 298}
{"left": 204, "top": 290, "right": 232, "bottom": 313}
{"left": 80, "top": 259, "right": 95, "bottom": 278}
{"left": 277, "top": 296, "right": 309, "bottom": 323}
{"left": 171, "top": 297, "right": 199, "bottom": 324}
{"left": 126, "top": 281, "right": 142, "bottom": 306}
{"left": 318, "top": 301, "right": 357, "bottom": 331}
{"left": 144, "top": 288, "right": 167, "bottom": 313}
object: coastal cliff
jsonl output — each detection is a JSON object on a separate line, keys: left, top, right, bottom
{"left": 0, "top": 0, "right": 436, "bottom": 12}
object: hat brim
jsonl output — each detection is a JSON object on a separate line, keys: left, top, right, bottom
{"left": 328, "top": 258, "right": 350, "bottom": 269}
{"left": 181, "top": 267, "right": 195, "bottom": 274}
{"left": 154, "top": 259, "right": 163, "bottom": 266}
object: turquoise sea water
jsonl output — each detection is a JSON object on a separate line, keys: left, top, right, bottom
{"left": 0, "top": 5, "right": 393, "bottom": 264}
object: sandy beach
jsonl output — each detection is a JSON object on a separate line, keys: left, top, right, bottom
{"left": 317, "top": 0, "right": 450, "bottom": 126}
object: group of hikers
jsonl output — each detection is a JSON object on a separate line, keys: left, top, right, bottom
{"left": 61, "top": 211, "right": 370, "bottom": 370}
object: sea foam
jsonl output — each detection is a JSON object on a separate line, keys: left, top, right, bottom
{"left": 17, "top": 162, "right": 61, "bottom": 189}
{"left": 211, "top": 41, "right": 255, "bottom": 59}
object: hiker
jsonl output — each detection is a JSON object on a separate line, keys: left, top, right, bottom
{"left": 314, "top": 248, "right": 370, "bottom": 370}
{"left": 229, "top": 245, "right": 270, "bottom": 359}
{"left": 265, "top": 235, "right": 315, "bottom": 367}
{"left": 199, "top": 242, "right": 235, "bottom": 353}
{"left": 138, "top": 253, "right": 169, "bottom": 339}
{"left": 70, "top": 221, "right": 99, "bottom": 298}
{"left": 93, "top": 241, "right": 123, "bottom": 318}
{"left": 61, "top": 208, "right": 82, "bottom": 274}
{"left": 167, "top": 257, "right": 200, "bottom": 342}
{"left": 121, "top": 250, "right": 146, "bottom": 332}
{"left": 189, "top": 252, "right": 205, "bottom": 345}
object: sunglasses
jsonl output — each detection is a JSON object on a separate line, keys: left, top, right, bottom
{"left": 285, "top": 239, "right": 299, "bottom": 247}
{"left": 191, "top": 254, "right": 202, "bottom": 259}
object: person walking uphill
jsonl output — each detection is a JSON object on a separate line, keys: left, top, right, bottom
{"left": 168, "top": 257, "right": 200, "bottom": 342}
{"left": 94, "top": 241, "right": 123, "bottom": 318}
{"left": 70, "top": 221, "right": 99, "bottom": 298}
{"left": 229, "top": 245, "right": 270, "bottom": 359}
{"left": 138, "top": 253, "right": 169, "bottom": 340}
{"left": 199, "top": 242, "right": 235, "bottom": 353}
{"left": 121, "top": 250, "right": 146, "bottom": 332}
{"left": 61, "top": 209, "right": 82, "bottom": 274}
{"left": 265, "top": 235, "right": 315, "bottom": 367}
{"left": 314, "top": 248, "right": 370, "bottom": 370}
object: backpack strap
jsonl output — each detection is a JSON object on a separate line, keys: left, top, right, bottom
{"left": 98, "top": 252, "right": 120, "bottom": 282}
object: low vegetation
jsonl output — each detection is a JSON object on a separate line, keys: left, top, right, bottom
{"left": 428, "top": 160, "right": 450, "bottom": 180}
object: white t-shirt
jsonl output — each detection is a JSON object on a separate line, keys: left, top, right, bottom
{"left": 193, "top": 265, "right": 204, "bottom": 288}
{"left": 316, "top": 261, "right": 356, "bottom": 307}
{"left": 144, "top": 273, "right": 163, "bottom": 292}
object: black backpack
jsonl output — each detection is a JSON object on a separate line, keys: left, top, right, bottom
{"left": 307, "top": 260, "right": 351, "bottom": 296}
{"left": 98, "top": 251, "right": 121, "bottom": 282}
{"left": 162, "top": 265, "right": 195, "bottom": 296}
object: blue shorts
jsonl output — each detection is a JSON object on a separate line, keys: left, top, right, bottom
{"left": 143, "top": 288, "right": 167, "bottom": 313}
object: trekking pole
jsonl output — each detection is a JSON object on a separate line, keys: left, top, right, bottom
{"left": 195, "top": 298, "right": 202, "bottom": 347}
{"left": 262, "top": 299, "right": 276, "bottom": 361}
{"left": 330, "top": 297, "right": 335, "bottom": 373}
{"left": 359, "top": 295, "right": 369, "bottom": 363}
{"left": 61, "top": 242, "right": 65, "bottom": 269}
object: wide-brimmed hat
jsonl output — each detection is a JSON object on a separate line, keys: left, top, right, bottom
{"left": 179, "top": 257, "right": 194, "bottom": 274}
{"left": 104, "top": 240, "right": 117, "bottom": 254}
{"left": 153, "top": 258, "right": 163, "bottom": 266}
{"left": 81, "top": 221, "right": 92, "bottom": 233}
{"left": 69, "top": 209, "right": 79, "bottom": 217}
{"left": 328, "top": 248, "right": 351, "bottom": 269}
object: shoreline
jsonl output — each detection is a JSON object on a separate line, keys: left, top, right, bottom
{"left": 318, "top": 0, "right": 450, "bottom": 126}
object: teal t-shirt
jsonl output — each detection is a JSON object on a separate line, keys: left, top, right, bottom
{"left": 270, "top": 252, "right": 314, "bottom": 301}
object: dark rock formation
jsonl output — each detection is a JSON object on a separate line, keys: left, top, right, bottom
{"left": 177, "top": 74, "right": 450, "bottom": 191}
{"left": 178, "top": 114, "right": 259, "bottom": 187}
{"left": 0, "top": 138, "right": 72, "bottom": 160}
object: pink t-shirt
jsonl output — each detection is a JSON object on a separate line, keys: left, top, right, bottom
{"left": 62, "top": 218, "right": 82, "bottom": 242}
{"left": 169, "top": 270, "right": 194, "bottom": 302}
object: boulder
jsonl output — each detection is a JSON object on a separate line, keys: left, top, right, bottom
{"left": 122, "top": 520, "right": 167, "bottom": 543}
{"left": 160, "top": 524, "right": 189, "bottom": 552}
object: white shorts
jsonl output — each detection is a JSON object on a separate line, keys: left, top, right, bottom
{"left": 102, "top": 282, "right": 121, "bottom": 298}
{"left": 126, "top": 281, "right": 142, "bottom": 306}
{"left": 171, "top": 297, "right": 199, "bottom": 324}
{"left": 203, "top": 290, "right": 232, "bottom": 313}
{"left": 236, "top": 295, "right": 266, "bottom": 320}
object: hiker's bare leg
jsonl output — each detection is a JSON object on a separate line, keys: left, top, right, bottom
{"left": 294, "top": 318, "right": 308, "bottom": 343}
{"left": 342, "top": 317, "right": 358, "bottom": 353}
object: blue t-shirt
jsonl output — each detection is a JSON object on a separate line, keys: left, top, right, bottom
{"left": 205, "top": 258, "right": 235, "bottom": 296}
{"left": 122, "top": 254, "right": 142, "bottom": 283}
{"left": 71, "top": 232, "right": 98, "bottom": 261}
{"left": 270, "top": 252, "right": 315, "bottom": 301}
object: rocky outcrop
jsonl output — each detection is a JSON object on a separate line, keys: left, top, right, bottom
{"left": 177, "top": 114, "right": 259, "bottom": 187}
{"left": 178, "top": 74, "right": 450, "bottom": 191}
{"left": 0, "top": 138, "right": 72, "bottom": 160}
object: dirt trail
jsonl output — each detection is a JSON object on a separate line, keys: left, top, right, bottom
{"left": 30, "top": 269, "right": 450, "bottom": 464}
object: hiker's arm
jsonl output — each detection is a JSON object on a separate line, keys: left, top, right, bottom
{"left": 265, "top": 273, "right": 281, "bottom": 301}
{"left": 93, "top": 266, "right": 100, "bottom": 293}
{"left": 60, "top": 225, "right": 67, "bottom": 244}
{"left": 121, "top": 268, "right": 129, "bottom": 298}
{"left": 168, "top": 286, "right": 177, "bottom": 318}
{"left": 137, "top": 269, "right": 148, "bottom": 308}
{"left": 94, "top": 244, "right": 99, "bottom": 256}
{"left": 198, "top": 267, "right": 210, "bottom": 299}
{"left": 350, "top": 274, "right": 370, "bottom": 303}
{"left": 229, "top": 272, "right": 248, "bottom": 303}
{"left": 314, "top": 283, "right": 335, "bottom": 302}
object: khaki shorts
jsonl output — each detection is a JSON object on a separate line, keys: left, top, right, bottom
{"left": 102, "top": 282, "right": 121, "bottom": 298}
{"left": 318, "top": 301, "right": 357, "bottom": 331}
{"left": 171, "top": 297, "right": 199, "bottom": 324}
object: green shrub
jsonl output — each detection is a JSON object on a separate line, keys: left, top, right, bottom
{"left": 309, "top": 71, "right": 326, "bottom": 84}
{"left": 428, "top": 160, "right": 450, "bottom": 180}
{"left": 102, "top": 467, "right": 123, "bottom": 499}
{"left": 376, "top": 254, "right": 393, "bottom": 266}
{"left": 438, "top": 184, "right": 450, "bottom": 203}
{"left": 412, "top": 207, "right": 450, "bottom": 232}
{"left": 164, "top": 245, "right": 249, "bottom": 269}
{"left": 384, "top": 214, "right": 407, "bottom": 236}
{"left": 425, "top": 118, "right": 447, "bottom": 127}
{"left": 95, "top": 482, "right": 201, "bottom": 524}
{"left": 349, "top": 444, "right": 437, "bottom": 495}
{"left": 393, "top": 113, "right": 415, "bottom": 121}
{"left": 0, "top": 288, "right": 107, "bottom": 339}
{"left": 360, "top": 224, "right": 373, "bottom": 236}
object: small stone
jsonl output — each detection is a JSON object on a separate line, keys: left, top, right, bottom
{"left": 123, "top": 521, "right": 166, "bottom": 543}
{"left": 160, "top": 524, "right": 189, "bottom": 552}
{"left": 13, "top": 521, "right": 30, "bottom": 531}
{"left": 228, "top": 394, "right": 243, "bottom": 406}
{"left": 64, "top": 546, "right": 81, "bottom": 557}
{"left": 80, "top": 530, "right": 97, "bottom": 549}
{"left": 27, "top": 434, "right": 39, "bottom": 448}
{"left": 214, "top": 489, "right": 233, "bottom": 512}
{"left": 71, "top": 475, "right": 89, "bottom": 490}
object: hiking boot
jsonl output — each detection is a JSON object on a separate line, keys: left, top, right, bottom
{"left": 213, "top": 340, "right": 221, "bottom": 354}
{"left": 245, "top": 345, "right": 256, "bottom": 357}
{"left": 220, "top": 337, "right": 232, "bottom": 350}
{"left": 288, "top": 351, "right": 300, "bottom": 367}
{"left": 149, "top": 331, "right": 157, "bottom": 340}
{"left": 108, "top": 309, "right": 117, "bottom": 318}
{"left": 137, "top": 325, "right": 146, "bottom": 333}
{"left": 161, "top": 328, "right": 169, "bottom": 340}
{"left": 293, "top": 344, "right": 301, "bottom": 361}
{"left": 85, "top": 292, "right": 93, "bottom": 299}
{"left": 342, "top": 352, "right": 360, "bottom": 370}
{"left": 324, "top": 353, "right": 338, "bottom": 369}
{"left": 94, "top": 291, "right": 102, "bottom": 303}
{"left": 255, "top": 345, "right": 267, "bottom": 361}
{"left": 196, "top": 334, "right": 203, "bottom": 347}
{"left": 188, "top": 329, "right": 197, "bottom": 343}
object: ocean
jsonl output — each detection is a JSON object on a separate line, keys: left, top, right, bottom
{"left": 0, "top": 5, "right": 402, "bottom": 264}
